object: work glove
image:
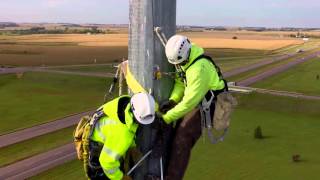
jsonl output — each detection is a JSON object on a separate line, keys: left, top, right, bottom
{"left": 159, "top": 99, "right": 176, "bottom": 113}
{"left": 153, "top": 112, "right": 171, "bottom": 130}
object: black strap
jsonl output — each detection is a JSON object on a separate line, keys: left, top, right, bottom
{"left": 117, "top": 96, "right": 131, "bottom": 124}
{"left": 189, "top": 54, "right": 224, "bottom": 79}
{"left": 184, "top": 54, "right": 228, "bottom": 91}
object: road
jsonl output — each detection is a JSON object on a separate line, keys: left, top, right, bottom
{"left": 0, "top": 110, "right": 94, "bottom": 148}
{"left": 223, "top": 54, "right": 295, "bottom": 78}
{"left": 230, "top": 86, "right": 320, "bottom": 100}
{"left": 0, "top": 67, "right": 114, "bottom": 77}
{"left": 237, "top": 51, "right": 320, "bottom": 86}
{"left": 0, "top": 143, "right": 76, "bottom": 180}
{"left": 32, "top": 68, "right": 114, "bottom": 77}
{"left": 1, "top": 50, "right": 320, "bottom": 179}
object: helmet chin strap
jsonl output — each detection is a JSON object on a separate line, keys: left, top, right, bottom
{"left": 175, "top": 48, "right": 191, "bottom": 70}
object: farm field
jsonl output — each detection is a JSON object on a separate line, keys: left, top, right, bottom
{"left": 0, "top": 32, "right": 304, "bottom": 66}
{"left": 0, "top": 126, "right": 74, "bottom": 167}
{"left": 0, "top": 72, "right": 108, "bottom": 134}
{"left": 272, "top": 40, "right": 320, "bottom": 54}
{"left": 30, "top": 93, "right": 320, "bottom": 180}
{"left": 253, "top": 57, "right": 320, "bottom": 96}
{"left": 49, "top": 48, "right": 271, "bottom": 73}
{"left": 0, "top": 44, "right": 127, "bottom": 66}
{"left": 0, "top": 31, "right": 303, "bottom": 48}
{"left": 2, "top": 31, "right": 319, "bottom": 179}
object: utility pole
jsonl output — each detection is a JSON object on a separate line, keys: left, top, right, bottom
{"left": 128, "top": 0, "right": 176, "bottom": 179}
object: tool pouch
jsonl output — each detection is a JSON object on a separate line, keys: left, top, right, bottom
{"left": 213, "top": 92, "right": 237, "bottom": 131}
{"left": 73, "top": 116, "right": 91, "bottom": 161}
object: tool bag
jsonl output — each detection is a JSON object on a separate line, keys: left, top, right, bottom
{"left": 213, "top": 91, "right": 237, "bottom": 131}
{"left": 74, "top": 109, "right": 107, "bottom": 179}
{"left": 73, "top": 115, "right": 91, "bottom": 161}
{"left": 73, "top": 110, "right": 104, "bottom": 161}
{"left": 189, "top": 54, "right": 237, "bottom": 143}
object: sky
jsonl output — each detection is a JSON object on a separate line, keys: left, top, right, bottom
{"left": 0, "top": 0, "right": 319, "bottom": 28}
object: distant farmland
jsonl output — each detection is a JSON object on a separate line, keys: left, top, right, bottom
{"left": 0, "top": 32, "right": 304, "bottom": 66}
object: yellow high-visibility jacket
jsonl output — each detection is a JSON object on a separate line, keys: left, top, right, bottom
{"left": 91, "top": 95, "right": 138, "bottom": 180}
{"left": 163, "top": 44, "right": 225, "bottom": 124}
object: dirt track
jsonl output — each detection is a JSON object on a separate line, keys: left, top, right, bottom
{"left": 1, "top": 50, "right": 320, "bottom": 179}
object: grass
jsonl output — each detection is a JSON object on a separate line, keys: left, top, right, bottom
{"left": 50, "top": 48, "right": 272, "bottom": 73}
{"left": 272, "top": 40, "right": 320, "bottom": 54}
{"left": 50, "top": 64, "right": 117, "bottom": 73}
{"left": 205, "top": 48, "right": 270, "bottom": 58}
{"left": 29, "top": 160, "right": 86, "bottom": 180}
{"left": 226, "top": 48, "right": 320, "bottom": 82}
{"left": 205, "top": 48, "right": 274, "bottom": 72}
{"left": 0, "top": 33, "right": 302, "bottom": 67}
{"left": 252, "top": 57, "right": 320, "bottom": 96}
{"left": 0, "top": 44, "right": 127, "bottom": 66}
{"left": 0, "top": 126, "right": 75, "bottom": 167}
{"left": 30, "top": 93, "right": 320, "bottom": 180}
{"left": 186, "top": 93, "right": 320, "bottom": 180}
{"left": 0, "top": 72, "right": 110, "bottom": 134}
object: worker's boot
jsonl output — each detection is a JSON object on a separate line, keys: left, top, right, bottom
{"left": 165, "top": 108, "right": 202, "bottom": 180}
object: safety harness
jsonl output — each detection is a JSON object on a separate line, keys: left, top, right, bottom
{"left": 179, "top": 54, "right": 230, "bottom": 144}
{"left": 75, "top": 96, "right": 148, "bottom": 179}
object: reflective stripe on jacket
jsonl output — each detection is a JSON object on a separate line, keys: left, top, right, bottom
{"left": 91, "top": 96, "right": 138, "bottom": 180}
{"left": 163, "top": 44, "right": 225, "bottom": 124}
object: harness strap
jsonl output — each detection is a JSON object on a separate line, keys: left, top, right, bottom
{"left": 207, "top": 128, "right": 229, "bottom": 144}
{"left": 200, "top": 90, "right": 215, "bottom": 129}
{"left": 89, "top": 108, "right": 105, "bottom": 140}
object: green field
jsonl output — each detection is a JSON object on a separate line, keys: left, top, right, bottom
{"left": 0, "top": 42, "right": 128, "bottom": 66}
{"left": 0, "top": 72, "right": 109, "bottom": 134}
{"left": 227, "top": 48, "right": 320, "bottom": 82}
{"left": 204, "top": 48, "right": 271, "bottom": 72}
{"left": 272, "top": 40, "right": 320, "bottom": 54}
{"left": 253, "top": 57, "right": 320, "bottom": 96}
{"left": 30, "top": 93, "right": 320, "bottom": 180}
{"left": 29, "top": 160, "right": 86, "bottom": 180}
{"left": 0, "top": 126, "right": 74, "bottom": 167}
{"left": 50, "top": 64, "right": 117, "bottom": 73}
{"left": 49, "top": 48, "right": 273, "bottom": 74}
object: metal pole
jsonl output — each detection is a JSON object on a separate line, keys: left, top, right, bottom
{"left": 128, "top": 0, "right": 176, "bottom": 178}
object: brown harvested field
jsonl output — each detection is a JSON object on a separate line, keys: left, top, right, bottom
{"left": 0, "top": 31, "right": 305, "bottom": 66}
{"left": 1, "top": 31, "right": 303, "bottom": 49}
{"left": 0, "top": 44, "right": 127, "bottom": 66}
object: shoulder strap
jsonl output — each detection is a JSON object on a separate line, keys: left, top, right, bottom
{"left": 192, "top": 54, "right": 228, "bottom": 90}
{"left": 192, "top": 54, "right": 223, "bottom": 78}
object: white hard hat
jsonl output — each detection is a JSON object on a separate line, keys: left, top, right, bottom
{"left": 130, "top": 93, "right": 156, "bottom": 125}
{"left": 165, "top": 35, "right": 192, "bottom": 64}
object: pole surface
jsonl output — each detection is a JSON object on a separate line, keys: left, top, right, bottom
{"left": 128, "top": 0, "right": 176, "bottom": 178}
